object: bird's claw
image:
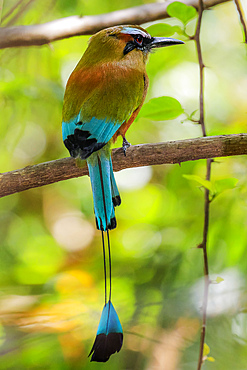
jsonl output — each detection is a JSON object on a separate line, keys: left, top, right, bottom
{"left": 122, "top": 137, "right": 131, "bottom": 156}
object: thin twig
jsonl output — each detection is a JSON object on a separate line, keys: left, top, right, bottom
{"left": 0, "top": 0, "right": 231, "bottom": 49}
{"left": 195, "top": 0, "right": 206, "bottom": 136}
{"left": 194, "top": 1, "right": 211, "bottom": 369}
{"left": 197, "top": 158, "right": 211, "bottom": 368}
{"left": 1, "top": 134, "right": 247, "bottom": 198}
{"left": 234, "top": 0, "right": 247, "bottom": 43}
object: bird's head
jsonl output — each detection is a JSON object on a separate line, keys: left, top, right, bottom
{"left": 80, "top": 25, "right": 184, "bottom": 66}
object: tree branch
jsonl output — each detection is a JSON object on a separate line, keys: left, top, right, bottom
{"left": 234, "top": 0, "right": 247, "bottom": 43}
{"left": 0, "top": 0, "right": 231, "bottom": 49}
{"left": 0, "top": 134, "right": 247, "bottom": 198}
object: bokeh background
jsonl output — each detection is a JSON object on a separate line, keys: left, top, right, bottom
{"left": 0, "top": 0, "right": 247, "bottom": 369}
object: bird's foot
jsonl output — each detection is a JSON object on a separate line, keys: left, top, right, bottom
{"left": 122, "top": 137, "right": 131, "bottom": 156}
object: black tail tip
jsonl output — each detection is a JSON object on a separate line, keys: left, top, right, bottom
{"left": 113, "top": 195, "right": 121, "bottom": 207}
{"left": 89, "top": 333, "right": 123, "bottom": 362}
{"left": 109, "top": 217, "right": 117, "bottom": 229}
{"left": 95, "top": 217, "right": 117, "bottom": 231}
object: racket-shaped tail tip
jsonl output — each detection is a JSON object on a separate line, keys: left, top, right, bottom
{"left": 89, "top": 301, "right": 123, "bottom": 362}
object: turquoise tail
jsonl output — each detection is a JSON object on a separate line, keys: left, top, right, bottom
{"left": 89, "top": 300, "right": 123, "bottom": 362}
{"left": 110, "top": 157, "right": 121, "bottom": 208}
{"left": 87, "top": 147, "right": 120, "bottom": 231}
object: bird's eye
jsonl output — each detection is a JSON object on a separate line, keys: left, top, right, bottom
{"left": 134, "top": 35, "right": 143, "bottom": 46}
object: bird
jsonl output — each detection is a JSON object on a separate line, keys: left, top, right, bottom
{"left": 62, "top": 24, "right": 184, "bottom": 362}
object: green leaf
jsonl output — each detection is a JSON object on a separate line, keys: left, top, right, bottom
{"left": 139, "top": 96, "right": 184, "bottom": 121}
{"left": 214, "top": 178, "right": 238, "bottom": 194}
{"left": 207, "top": 356, "right": 215, "bottom": 362}
{"left": 215, "top": 276, "right": 224, "bottom": 283}
{"left": 203, "top": 343, "right": 210, "bottom": 356}
{"left": 183, "top": 174, "right": 214, "bottom": 192}
{"left": 189, "top": 109, "right": 199, "bottom": 121}
{"left": 146, "top": 23, "right": 178, "bottom": 37}
{"left": 167, "top": 1, "right": 197, "bottom": 25}
{"left": 212, "top": 276, "right": 224, "bottom": 284}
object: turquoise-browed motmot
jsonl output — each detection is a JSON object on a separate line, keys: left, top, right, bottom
{"left": 62, "top": 25, "right": 183, "bottom": 362}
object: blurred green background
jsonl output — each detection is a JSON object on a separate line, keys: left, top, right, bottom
{"left": 0, "top": 0, "right": 247, "bottom": 369}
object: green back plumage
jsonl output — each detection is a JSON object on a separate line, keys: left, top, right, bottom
{"left": 62, "top": 25, "right": 149, "bottom": 125}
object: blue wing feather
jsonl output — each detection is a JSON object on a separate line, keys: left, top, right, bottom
{"left": 62, "top": 113, "right": 80, "bottom": 142}
{"left": 62, "top": 113, "right": 122, "bottom": 159}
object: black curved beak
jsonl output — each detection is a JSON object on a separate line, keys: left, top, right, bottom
{"left": 149, "top": 37, "right": 184, "bottom": 49}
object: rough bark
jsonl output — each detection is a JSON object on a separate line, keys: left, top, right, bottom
{"left": 1, "top": 134, "right": 247, "bottom": 197}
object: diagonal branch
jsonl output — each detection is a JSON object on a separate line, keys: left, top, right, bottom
{"left": 0, "top": 134, "right": 247, "bottom": 198}
{"left": 234, "top": 0, "right": 247, "bottom": 43}
{"left": 0, "top": 0, "right": 231, "bottom": 49}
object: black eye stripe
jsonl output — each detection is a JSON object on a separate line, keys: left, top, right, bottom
{"left": 134, "top": 35, "right": 143, "bottom": 45}
{"left": 123, "top": 33, "right": 153, "bottom": 55}
{"left": 133, "top": 34, "right": 154, "bottom": 46}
